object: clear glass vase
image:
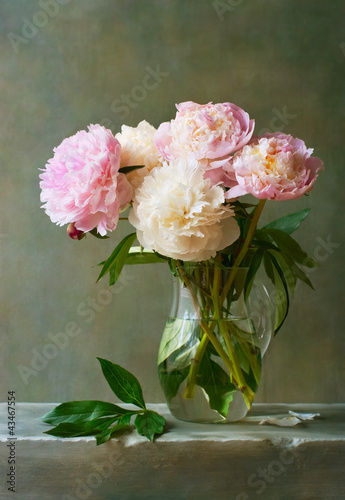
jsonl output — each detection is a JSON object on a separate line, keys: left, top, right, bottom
{"left": 158, "top": 264, "right": 273, "bottom": 423}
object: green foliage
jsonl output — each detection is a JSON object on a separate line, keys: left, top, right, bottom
{"left": 263, "top": 208, "right": 311, "bottom": 234}
{"left": 263, "top": 228, "right": 317, "bottom": 268}
{"left": 119, "top": 164, "right": 145, "bottom": 174}
{"left": 43, "top": 417, "right": 119, "bottom": 438}
{"left": 134, "top": 411, "right": 166, "bottom": 442}
{"left": 40, "top": 359, "right": 166, "bottom": 445}
{"left": 39, "top": 400, "right": 132, "bottom": 425}
{"left": 97, "top": 237, "right": 167, "bottom": 286}
{"left": 96, "top": 233, "right": 137, "bottom": 286}
{"left": 263, "top": 252, "right": 289, "bottom": 334}
{"left": 89, "top": 227, "right": 110, "bottom": 239}
{"left": 96, "top": 414, "right": 132, "bottom": 446}
{"left": 125, "top": 247, "right": 167, "bottom": 265}
{"left": 197, "top": 350, "right": 236, "bottom": 418}
{"left": 244, "top": 248, "right": 264, "bottom": 301}
{"left": 158, "top": 364, "right": 189, "bottom": 401}
{"left": 158, "top": 205, "right": 317, "bottom": 417}
{"left": 97, "top": 358, "right": 146, "bottom": 409}
{"left": 231, "top": 201, "right": 256, "bottom": 220}
{"left": 158, "top": 318, "right": 196, "bottom": 366}
{"left": 248, "top": 209, "right": 316, "bottom": 334}
{"left": 52, "top": 201, "right": 318, "bottom": 430}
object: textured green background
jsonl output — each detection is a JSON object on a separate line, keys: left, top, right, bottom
{"left": 1, "top": 0, "right": 344, "bottom": 405}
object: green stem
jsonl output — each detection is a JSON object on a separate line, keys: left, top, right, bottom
{"left": 177, "top": 262, "right": 240, "bottom": 399}
{"left": 176, "top": 261, "right": 201, "bottom": 312}
{"left": 179, "top": 200, "right": 266, "bottom": 404}
{"left": 228, "top": 322, "right": 261, "bottom": 386}
{"left": 220, "top": 199, "right": 266, "bottom": 305}
{"left": 183, "top": 261, "right": 244, "bottom": 400}
{"left": 212, "top": 266, "right": 250, "bottom": 401}
{"left": 175, "top": 261, "right": 208, "bottom": 399}
{"left": 184, "top": 334, "right": 209, "bottom": 399}
{"left": 197, "top": 322, "right": 237, "bottom": 373}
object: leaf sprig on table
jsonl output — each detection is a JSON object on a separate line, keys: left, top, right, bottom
{"left": 40, "top": 358, "right": 166, "bottom": 445}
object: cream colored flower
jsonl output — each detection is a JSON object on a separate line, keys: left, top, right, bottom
{"left": 116, "top": 120, "right": 164, "bottom": 190}
{"left": 129, "top": 159, "right": 240, "bottom": 262}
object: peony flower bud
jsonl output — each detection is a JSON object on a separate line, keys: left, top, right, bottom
{"left": 67, "top": 223, "right": 85, "bottom": 240}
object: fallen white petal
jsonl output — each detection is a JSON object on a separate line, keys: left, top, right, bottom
{"left": 259, "top": 411, "right": 321, "bottom": 427}
{"left": 259, "top": 416, "right": 302, "bottom": 427}
{"left": 288, "top": 411, "right": 320, "bottom": 421}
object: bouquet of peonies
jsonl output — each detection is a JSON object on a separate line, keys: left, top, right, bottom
{"left": 39, "top": 101, "right": 323, "bottom": 440}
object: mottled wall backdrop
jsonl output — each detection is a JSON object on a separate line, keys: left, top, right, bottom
{"left": 1, "top": 0, "right": 344, "bottom": 404}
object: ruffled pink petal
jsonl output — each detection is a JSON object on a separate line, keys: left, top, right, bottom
{"left": 40, "top": 124, "right": 133, "bottom": 235}
{"left": 224, "top": 133, "right": 324, "bottom": 201}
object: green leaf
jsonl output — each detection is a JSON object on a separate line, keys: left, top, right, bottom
{"left": 244, "top": 248, "right": 264, "bottom": 301}
{"left": 272, "top": 251, "right": 314, "bottom": 290}
{"left": 40, "top": 400, "right": 130, "bottom": 425}
{"left": 96, "top": 233, "right": 137, "bottom": 285}
{"left": 237, "top": 217, "right": 249, "bottom": 237}
{"left": 158, "top": 364, "right": 189, "bottom": 401}
{"left": 251, "top": 239, "right": 278, "bottom": 250}
{"left": 40, "top": 360, "right": 168, "bottom": 445}
{"left": 231, "top": 267, "right": 248, "bottom": 301}
{"left": 134, "top": 411, "right": 166, "bottom": 442}
{"left": 263, "top": 208, "right": 311, "bottom": 234}
{"left": 227, "top": 323, "right": 262, "bottom": 390}
{"left": 267, "top": 249, "right": 297, "bottom": 296}
{"left": 89, "top": 228, "right": 110, "bottom": 239}
{"left": 158, "top": 318, "right": 196, "bottom": 366}
{"left": 96, "top": 414, "right": 132, "bottom": 445}
{"left": 125, "top": 247, "right": 167, "bottom": 265}
{"left": 263, "top": 252, "right": 289, "bottom": 334}
{"left": 288, "top": 258, "right": 314, "bottom": 290}
{"left": 198, "top": 350, "right": 237, "bottom": 418}
{"left": 242, "top": 355, "right": 262, "bottom": 394}
{"left": 43, "top": 416, "right": 118, "bottom": 438}
{"left": 168, "top": 259, "right": 178, "bottom": 277}
{"left": 231, "top": 201, "right": 255, "bottom": 219}
{"left": 263, "top": 250, "right": 275, "bottom": 283}
{"left": 97, "top": 358, "right": 146, "bottom": 409}
{"left": 264, "top": 228, "right": 317, "bottom": 267}
{"left": 44, "top": 423, "right": 86, "bottom": 438}
{"left": 119, "top": 165, "right": 145, "bottom": 175}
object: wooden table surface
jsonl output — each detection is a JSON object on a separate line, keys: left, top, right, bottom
{"left": 0, "top": 403, "right": 344, "bottom": 499}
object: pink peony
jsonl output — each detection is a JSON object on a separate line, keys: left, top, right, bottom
{"left": 154, "top": 101, "right": 254, "bottom": 166}
{"left": 224, "top": 133, "right": 324, "bottom": 201}
{"left": 39, "top": 124, "right": 133, "bottom": 236}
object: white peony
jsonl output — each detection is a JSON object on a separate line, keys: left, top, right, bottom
{"left": 128, "top": 159, "right": 240, "bottom": 262}
{"left": 116, "top": 120, "right": 164, "bottom": 190}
